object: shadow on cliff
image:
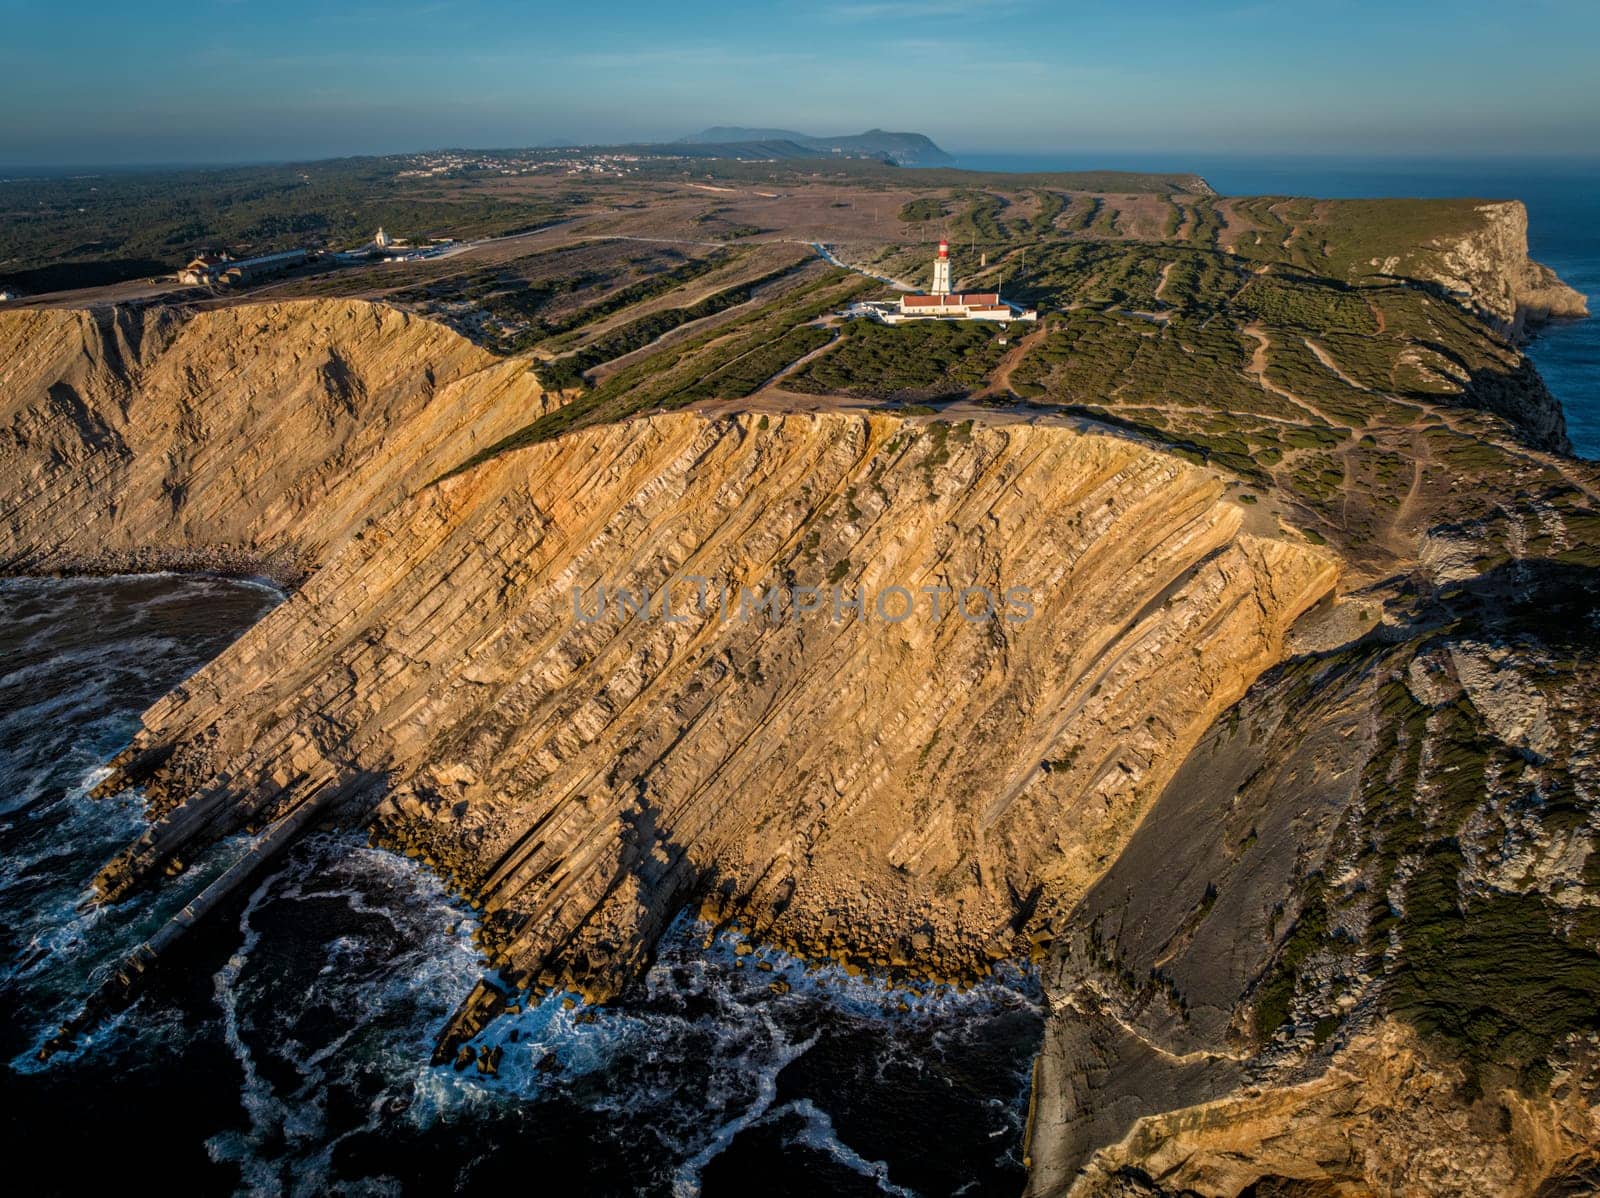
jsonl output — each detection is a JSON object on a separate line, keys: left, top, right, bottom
{"left": 1, "top": 257, "right": 172, "bottom": 294}
{"left": 46, "top": 381, "right": 128, "bottom": 454}
{"left": 1448, "top": 355, "right": 1572, "bottom": 453}
{"left": 1394, "top": 555, "right": 1600, "bottom": 650}
{"left": 433, "top": 787, "right": 706, "bottom": 1065}
{"left": 1052, "top": 553, "right": 1600, "bottom": 995}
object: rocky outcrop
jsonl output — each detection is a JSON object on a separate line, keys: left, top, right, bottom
{"left": 0, "top": 300, "right": 558, "bottom": 581}
{"left": 5, "top": 206, "right": 1590, "bottom": 1184}
{"left": 1024, "top": 555, "right": 1600, "bottom": 1196}
{"left": 1060, "top": 1020, "right": 1598, "bottom": 1197}
{"left": 1430, "top": 201, "right": 1589, "bottom": 339}
{"left": 1457, "top": 353, "right": 1572, "bottom": 455}
{"left": 68, "top": 409, "right": 1332, "bottom": 1056}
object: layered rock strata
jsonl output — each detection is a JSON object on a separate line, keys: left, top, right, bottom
{"left": 72, "top": 408, "right": 1332, "bottom": 1054}
{"left": 0, "top": 300, "right": 557, "bottom": 580}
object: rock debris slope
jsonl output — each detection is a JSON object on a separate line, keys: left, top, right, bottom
{"left": 1024, "top": 555, "right": 1600, "bottom": 1195}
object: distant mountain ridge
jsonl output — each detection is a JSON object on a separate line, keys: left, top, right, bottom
{"left": 681, "top": 127, "right": 954, "bottom": 166}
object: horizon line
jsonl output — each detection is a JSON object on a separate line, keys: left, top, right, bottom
{"left": 5, "top": 146, "right": 1600, "bottom": 176}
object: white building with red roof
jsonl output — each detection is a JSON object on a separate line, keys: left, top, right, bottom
{"left": 849, "top": 238, "right": 1036, "bottom": 325}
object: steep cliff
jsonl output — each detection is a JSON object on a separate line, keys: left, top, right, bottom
{"left": 4, "top": 180, "right": 1594, "bottom": 1190}
{"left": 70, "top": 411, "right": 1332, "bottom": 1057}
{"left": 1025, "top": 553, "right": 1600, "bottom": 1196}
{"left": 1428, "top": 201, "right": 1589, "bottom": 339}
{"left": 0, "top": 300, "right": 558, "bottom": 581}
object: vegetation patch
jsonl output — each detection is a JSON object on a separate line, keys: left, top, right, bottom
{"left": 534, "top": 259, "right": 806, "bottom": 388}
{"left": 440, "top": 272, "right": 870, "bottom": 476}
{"left": 789, "top": 319, "right": 1017, "bottom": 400}
{"left": 1393, "top": 843, "right": 1600, "bottom": 1092}
{"left": 897, "top": 198, "right": 944, "bottom": 223}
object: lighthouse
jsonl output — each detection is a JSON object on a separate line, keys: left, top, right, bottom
{"left": 931, "top": 238, "right": 952, "bottom": 296}
{"left": 862, "top": 236, "right": 1037, "bottom": 324}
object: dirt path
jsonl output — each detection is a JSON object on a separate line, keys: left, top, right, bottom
{"left": 1242, "top": 323, "right": 1335, "bottom": 427}
{"left": 1155, "top": 260, "right": 1178, "bottom": 304}
{"left": 754, "top": 327, "right": 842, "bottom": 394}
{"left": 1389, "top": 427, "right": 1436, "bottom": 553}
{"left": 1303, "top": 338, "right": 1370, "bottom": 392}
{"left": 570, "top": 246, "right": 815, "bottom": 358}
{"left": 977, "top": 323, "right": 1050, "bottom": 399}
{"left": 584, "top": 279, "right": 810, "bottom": 385}
{"left": 805, "top": 242, "right": 915, "bottom": 291}
{"left": 687, "top": 388, "right": 871, "bottom": 420}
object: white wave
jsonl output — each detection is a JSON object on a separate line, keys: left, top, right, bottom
{"left": 204, "top": 833, "right": 485, "bottom": 1194}
{"left": 669, "top": 1010, "right": 822, "bottom": 1198}
{"left": 775, "top": 1097, "right": 920, "bottom": 1197}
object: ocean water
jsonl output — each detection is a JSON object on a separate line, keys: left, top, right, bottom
{"left": 0, "top": 576, "right": 1042, "bottom": 1196}
{"left": 952, "top": 153, "right": 1600, "bottom": 458}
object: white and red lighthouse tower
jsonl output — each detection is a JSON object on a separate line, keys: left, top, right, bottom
{"left": 931, "top": 237, "right": 952, "bottom": 296}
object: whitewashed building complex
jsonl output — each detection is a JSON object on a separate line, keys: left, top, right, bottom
{"left": 850, "top": 239, "right": 1037, "bottom": 325}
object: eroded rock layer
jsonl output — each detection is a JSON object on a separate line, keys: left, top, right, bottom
{"left": 0, "top": 300, "right": 557, "bottom": 580}
{"left": 1059, "top": 1020, "right": 1599, "bottom": 1198}
{"left": 7, "top": 196, "right": 1590, "bottom": 1182}
{"left": 84, "top": 410, "right": 1333, "bottom": 1043}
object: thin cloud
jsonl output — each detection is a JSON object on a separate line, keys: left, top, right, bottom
{"left": 819, "top": 0, "right": 1021, "bottom": 23}
{"left": 571, "top": 45, "right": 814, "bottom": 71}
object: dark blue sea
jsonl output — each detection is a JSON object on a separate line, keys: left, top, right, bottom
{"left": 953, "top": 153, "right": 1600, "bottom": 459}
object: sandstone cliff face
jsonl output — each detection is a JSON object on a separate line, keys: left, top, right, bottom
{"left": 1061, "top": 1019, "right": 1598, "bottom": 1198}
{"left": 7, "top": 271, "right": 1588, "bottom": 1189}
{"left": 0, "top": 301, "right": 558, "bottom": 580}
{"left": 77, "top": 410, "right": 1333, "bottom": 1051}
{"left": 1430, "top": 201, "right": 1589, "bottom": 339}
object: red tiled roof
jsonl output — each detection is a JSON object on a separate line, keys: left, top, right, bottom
{"left": 901, "top": 292, "right": 1002, "bottom": 308}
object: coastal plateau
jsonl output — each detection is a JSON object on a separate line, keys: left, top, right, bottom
{"left": 2, "top": 176, "right": 1597, "bottom": 1195}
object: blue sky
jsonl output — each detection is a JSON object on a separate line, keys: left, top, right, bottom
{"left": 2, "top": 0, "right": 1597, "bottom": 165}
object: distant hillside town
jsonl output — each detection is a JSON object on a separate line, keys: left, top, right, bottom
{"left": 381, "top": 129, "right": 953, "bottom": 183}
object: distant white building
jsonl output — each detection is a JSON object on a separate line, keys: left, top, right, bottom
{"left": 178, "top": 253, "right": 228, "bottom": 285}
{"left": 334, "top": 227, "right": 452, "bottom": 264}
{"left": 216, "top": 249, "right": 308, "bottom": 285}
